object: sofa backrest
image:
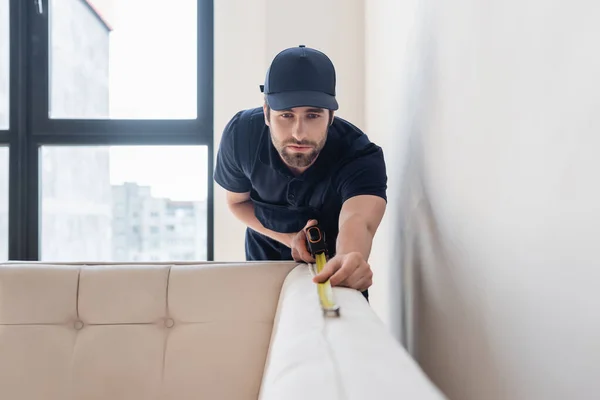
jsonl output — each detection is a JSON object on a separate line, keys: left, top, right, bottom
{"left": 0, "top": 261, "right": 294, "bottom": 400}
{"left": 259, "top": 265, "right": 446, "bottom": 400}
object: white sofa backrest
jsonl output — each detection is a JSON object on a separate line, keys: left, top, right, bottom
{"left": 260, "top": 265, "right": 446, "bottom": 400}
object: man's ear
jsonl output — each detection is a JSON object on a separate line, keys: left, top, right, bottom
{"left": 263, "top": 103, "right": 270, "bottom": 126}
{"left": 329, "top": 110, "right": 335, "bottom": 126}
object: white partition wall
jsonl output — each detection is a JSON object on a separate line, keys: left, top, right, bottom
{"left": 398, "top": 0, "right": 600, "bottom": 399}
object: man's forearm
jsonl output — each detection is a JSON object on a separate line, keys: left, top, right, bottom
{"left": 228, "top": 201, "right": 292, "bottom": 247}
{"left": 335, "top": 214, "right": 375, "bottom": 260}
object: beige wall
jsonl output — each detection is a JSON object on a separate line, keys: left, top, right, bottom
{"left": 265, "top": 0, "right": 365, "bottom": 127}
{"left": 213, "top": 0, "right": 268, "bottom": 264}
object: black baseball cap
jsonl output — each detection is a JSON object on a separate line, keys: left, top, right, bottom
{"left": 260, "top": 45, "right": 339, "bottom": 111}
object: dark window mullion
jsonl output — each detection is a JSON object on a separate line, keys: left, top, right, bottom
{"left": 197, "top": 0, "right": 214, "bottom": 128}
{"left": 8, "top": 138, "right": 35, "bottom": 261}
{"left": 206, "top": 132, "right": 214, "bottom": 261}
{"left": 198, "top": 0, "right": 214, "bottom": 261}
{"left": 33, "top": 118, "right": 209, "bottom": 137}
{"left": 24, "top": 141, "right": 39, "bottom": 260}
{"left": 23, "top": 0, "right": 43, "bottom": 260}
{"left": 31, "top": 133, "right": 211, "bottom": 146}
{"left": 8, "top": 0, "right": 34, "bottom": 260}
{"left": 28, "top": 0, "right": 49, "bottom": 135}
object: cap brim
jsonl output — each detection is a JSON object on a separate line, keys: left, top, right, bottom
{"left": 266, "top": 90, "right": 339, "bottom": 111}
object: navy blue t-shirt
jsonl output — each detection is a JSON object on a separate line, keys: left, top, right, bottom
{"left": 214, "top": 107, "right": 387, "bottom": 262}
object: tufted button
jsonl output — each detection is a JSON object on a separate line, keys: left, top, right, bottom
{"left": 73, "top": 320, "right": 84, "bottom": 330}
{"left": 164, "top": 318, "right": 175, "bottom": 328}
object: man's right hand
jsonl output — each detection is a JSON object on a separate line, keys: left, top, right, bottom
{"left": 287, "top": 219, "right": 319, "bottom": 263}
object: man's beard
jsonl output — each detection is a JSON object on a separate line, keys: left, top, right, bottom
{"left": 271, "top": 133, "right": 327, "bottom": 168}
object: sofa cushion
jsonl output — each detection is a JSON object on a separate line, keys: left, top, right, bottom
{"left": 0, "top": 262, "right": 295, "bottom": 400}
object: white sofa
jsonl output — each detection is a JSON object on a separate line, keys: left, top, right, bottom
{"left": 0, "top": 261, "right": 445, "bottom": 400}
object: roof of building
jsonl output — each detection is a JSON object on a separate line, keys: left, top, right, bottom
{"left": 83, "top": 0, "right": 113, "bottom": 31}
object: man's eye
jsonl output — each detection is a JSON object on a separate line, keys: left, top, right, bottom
{"left": 307, "top": 114, "right": 320, "bottom": 119}
{"left": 281, "top": 113, "right": 293, "bottom": 118}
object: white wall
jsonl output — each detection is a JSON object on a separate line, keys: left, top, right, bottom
{"left": 399, "top": 0, "right": 600, "bottom": 399}
{"left": 364, "top": 0, "right": 425, "bottom": 342}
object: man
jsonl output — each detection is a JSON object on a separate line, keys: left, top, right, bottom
{"left": 214, "top": 45, "right": 387, "bottom": 299}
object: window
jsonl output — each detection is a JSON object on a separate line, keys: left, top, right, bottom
{"left": 40, "top": 145, "right": 208, "bottom": 262}
{"left": 0, "top": 147, "right": 7, "bottom": 260}
{"left": 0, "top": 0, "right": 8, "bottom": 129}
{"left": 49, "top": 0, "right": 198, "bottom": 120}
{"left": 5, "top": 1, "right": 213, "bottom": 261}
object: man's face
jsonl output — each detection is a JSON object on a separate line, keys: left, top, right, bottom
{"left": 264, "top": 105, "right": 331, "bottom": 170}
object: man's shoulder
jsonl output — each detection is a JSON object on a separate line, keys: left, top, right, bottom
{"left": 328, "top": 116, "right": 383, "bottom": 158}
{"left": 224, "top": 107, "right": 266, "bottom": 139}
{"left": 325, "top": 117, "right": 388, "bottom": 202}
{"left": 217, "top": 107, "right": 267, "bottom": 172}
{"left": 330, "top": 115, "right": 365, "bottom": 135}
{"left": 222, "top": 106, "right": 266, "bottom": 149}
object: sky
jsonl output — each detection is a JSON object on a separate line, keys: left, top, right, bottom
{"left": 104, "top": 0, "right": 206, "bottom": 201}
{"left": 109, "top": 145, "right": 208, "bottom": 201}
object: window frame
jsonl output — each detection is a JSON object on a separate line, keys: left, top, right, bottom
{"left": 5, "top": 0, "right": 214, "bottom": 261}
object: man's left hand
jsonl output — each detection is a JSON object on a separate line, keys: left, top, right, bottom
{"left": 312, "top": 251, "right": 373, "bottom": 292}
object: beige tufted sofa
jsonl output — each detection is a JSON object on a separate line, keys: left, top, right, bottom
{"left": 0, "top": 261, "right": 444, "bottom": 400}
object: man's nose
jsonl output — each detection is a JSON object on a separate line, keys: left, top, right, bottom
{"left": 292, "top": 118, "right": 307, "bottom": 141}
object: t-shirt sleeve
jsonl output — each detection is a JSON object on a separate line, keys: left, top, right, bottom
{"left": 334, "top": 146, "right": 388, "bottom": 204}
{"left": 213, "top": 111, "right": 252, "bottom": 193}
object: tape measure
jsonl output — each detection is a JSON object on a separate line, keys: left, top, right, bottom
{"left": 305, "top": 224, "right": 341, "bottom": 318}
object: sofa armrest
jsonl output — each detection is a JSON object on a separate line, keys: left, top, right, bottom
{"left": 259, "top": 265, "right": 446, "bottom": 400}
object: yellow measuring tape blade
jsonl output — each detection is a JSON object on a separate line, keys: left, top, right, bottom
{"left": 315, "top": 252, "right": 340, "bottom": 316}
